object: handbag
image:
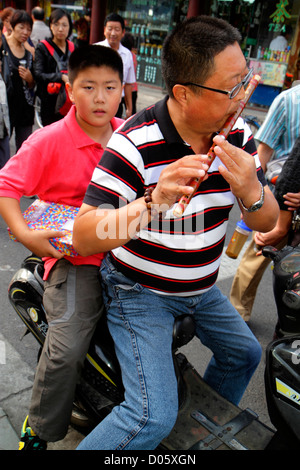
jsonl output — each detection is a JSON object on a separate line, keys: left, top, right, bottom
{"left": 265, "top": 155, "right": 288, "bottom": 185}
{"left": 41, "top": 40, "right": 75, "bottom": 116}
{"left": 288, "top": 211, "right": 300, "bottom": 247}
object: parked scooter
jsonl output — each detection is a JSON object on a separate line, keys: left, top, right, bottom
{"left": 7, "top": 246, "right": 300, "bottom": 450}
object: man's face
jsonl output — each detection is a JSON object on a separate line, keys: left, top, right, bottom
{"left": 104, "top": 21, "right": 124, "bottom": 49}
{"left": 182, "top": 43, "right": 249, "bottom": 135}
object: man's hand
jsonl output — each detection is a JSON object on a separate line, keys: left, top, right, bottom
{"left": 213, "top": 135, "right": 261, "bottom": 205}
{"left": 152, "top": 154, "right": 209, "bottom": 209}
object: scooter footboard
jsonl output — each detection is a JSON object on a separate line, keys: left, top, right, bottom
{"left": 160, "top": 354, "right": 274, "bottom": 451}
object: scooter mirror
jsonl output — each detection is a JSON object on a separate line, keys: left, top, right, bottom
{"left": 262, "top": 246, "right": 278, "bottom": 260}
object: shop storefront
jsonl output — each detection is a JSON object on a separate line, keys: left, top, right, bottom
{"left": 106, "top": 0, "right": 189, "bottom": 88}
{"left": 197, "top": 0, "right": 300, "bottom": 107}
{"left": 106, "top": 0, "right": 300, "bottom": 103}
{"left": 205, "top": 0, "right": 300, "bottom": 106}
{"left": 1, "top": 0, "right": 299, "bottom": 104}
{"left": 238, "top": 0, "right": 300, "bottom": 106}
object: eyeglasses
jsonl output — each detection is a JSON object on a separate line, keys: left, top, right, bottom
{"left": 52, "top": 22, "right": 69, "bottom": 29}
{"left": 179, "top": 68, "right": 253, "bottom": 100}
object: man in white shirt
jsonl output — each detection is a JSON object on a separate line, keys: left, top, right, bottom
{"left": 269, "top": 25, "right": 292, "bottom": 52}
{"left": 95, "top": 13, "right": 136, "bottom": 118}
{"left": 30, "top": 7, "right": 51, "bottom": 47}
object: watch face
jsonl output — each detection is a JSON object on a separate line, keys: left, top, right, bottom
{"left": 240, "top": 182, "right": 264, "bottom": 212}
{"left": 248, "top": 201, "right": 263, "bottom": 212}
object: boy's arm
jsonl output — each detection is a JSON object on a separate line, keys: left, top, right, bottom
{"left": 0, "top": 197, "right": 64, "bottom": 259}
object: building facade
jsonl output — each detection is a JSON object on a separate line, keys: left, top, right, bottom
{"left": 2, "top": 0, "right": 300, "bottom": 105}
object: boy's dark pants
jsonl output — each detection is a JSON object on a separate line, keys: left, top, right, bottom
{"left": 28, "top": 259, "right": 104, "bottom": 442}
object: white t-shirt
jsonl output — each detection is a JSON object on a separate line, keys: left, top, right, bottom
{"left": 269, "top": 35, "right": 288, "bottom": 51}
{"left": 95, "top": 38, "right": 136, "bottom": 96}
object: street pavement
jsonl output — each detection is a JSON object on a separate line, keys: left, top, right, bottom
{"left": 0, "top": 83, "right": 270, "bottom": 451}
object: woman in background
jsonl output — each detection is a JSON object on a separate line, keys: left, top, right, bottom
{"left": 2, "top": 10, "right": 34, "bottom": 151}
{"left": 34, "top": 8, "right": 74, "bottom": 126}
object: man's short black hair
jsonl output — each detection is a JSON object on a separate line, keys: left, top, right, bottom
{"left": 104, "top": 13, "right": 125, "bottom": 30}
{"left": 162, "top": 15, "right": 242, "bottom": 97}
{"left": 68, "top": 44, "right": 123, "bottom": 85}
{"left": 32, "top": 7, "right": 45, "bottom": 21}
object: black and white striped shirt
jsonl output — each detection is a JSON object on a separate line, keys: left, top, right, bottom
{"left": 84, "top": 97, "right": 265, "bottom": 296}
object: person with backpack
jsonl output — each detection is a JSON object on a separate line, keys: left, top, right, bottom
{"left": 0, "top": 44, "right": 124, "bottom": 450}
{"left": 33, "top": 9, "right": 74, "bottom": 126}
{"left": 1, "top": 10, "right": 35, "bottom": 151}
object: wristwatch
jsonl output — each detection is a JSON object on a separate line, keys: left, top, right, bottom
{"left": 239, "top": 181, "right": 265, "bottom": 212}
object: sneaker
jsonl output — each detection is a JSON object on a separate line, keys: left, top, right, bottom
{"left": 19, "top": 416, "right": 47, "bottom": 450}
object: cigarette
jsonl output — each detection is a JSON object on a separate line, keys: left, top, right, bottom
{"left": 173, "top": 74, "right": 261, "bottom": 218}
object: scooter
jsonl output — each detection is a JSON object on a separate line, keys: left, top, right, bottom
{"left": 7, "top": 246, "right": 300, "bottom": 450}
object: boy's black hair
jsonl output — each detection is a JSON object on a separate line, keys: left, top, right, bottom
{"left": 49, "top": 8, "right": 73, "bottom": 39}
{"left": 162, "top": 15, "right": 242, "bottom": 97}
{"left": 68, "top": 44, "right": 123, "bottom": 85}
{"left": 104, "top": 13, "right": 125, "bottom": 30}
{"left": 10, "top": 10, "right": 33, "bottom": 30}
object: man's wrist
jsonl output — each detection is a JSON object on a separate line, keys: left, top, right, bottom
{"left": 239, "top": 181, "right": 265, "bottom": 213}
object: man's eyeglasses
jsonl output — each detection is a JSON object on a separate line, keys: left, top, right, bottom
{"left": 179, "top": 68, "right": 253, "bottom": 100}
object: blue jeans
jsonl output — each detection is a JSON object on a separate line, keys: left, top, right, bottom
{"left": 77, "top": 255, "right": 261, "bottom": 450}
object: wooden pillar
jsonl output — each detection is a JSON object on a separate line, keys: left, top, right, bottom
{"left": 26, "top": 0, "right": 34, "bottom": 15}
{"left": 187, "top": 0, "right": 209, "bottom": 18}
{"left": 90, "top": 0, "right": 107, "bottom": 44}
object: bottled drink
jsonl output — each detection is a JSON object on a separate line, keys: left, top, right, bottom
{"left": 225, "top": 220, "right": 252, "bottom": 259}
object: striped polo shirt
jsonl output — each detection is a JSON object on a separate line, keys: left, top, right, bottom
{"left": 84, "top": 97, "right": 265, "bottom": 296}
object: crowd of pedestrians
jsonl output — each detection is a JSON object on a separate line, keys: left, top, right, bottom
{"left": 0, "top": 7, "right": 137, "bottom": 166}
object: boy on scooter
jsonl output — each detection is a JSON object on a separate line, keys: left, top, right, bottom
{"left": 0, "top": 45, "right": 124, "bottom": 449}
{"left": 73, "top": 16, "right": 279, "bottom": 450}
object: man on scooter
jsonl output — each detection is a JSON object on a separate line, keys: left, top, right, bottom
{"left": 73, "top": 16, "right": 279, "bottom": 450}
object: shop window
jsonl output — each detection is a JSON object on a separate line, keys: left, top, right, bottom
{"left": 108, "top": 0, "right": 189, "bottom": 86}
{"left": 210, "top": 0, "right": 299, "bottom": 106}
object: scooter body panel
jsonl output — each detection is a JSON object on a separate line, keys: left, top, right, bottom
{"left": 265, "top": 336, "right": 300, "bottom": 445}
{"left": 7, "top": 251, "right": 300, "bottom": 449}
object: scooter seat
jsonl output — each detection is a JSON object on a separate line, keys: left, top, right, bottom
{"left": 172, "top": 315, "right": 196, "bottom": 349}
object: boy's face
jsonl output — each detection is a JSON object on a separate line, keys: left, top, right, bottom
{"left": 67, "top": 65, "right": 123, "bottom": 131}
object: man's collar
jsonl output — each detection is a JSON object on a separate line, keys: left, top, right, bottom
{"left": 154, "top": 96, "right": 186, "bottom": 145}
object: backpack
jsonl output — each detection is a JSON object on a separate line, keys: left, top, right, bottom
{"left": 41, "top": 39, "right": 75, "bottom": 116}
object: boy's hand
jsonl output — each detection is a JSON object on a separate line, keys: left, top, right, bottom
{"left": 21, "top": 229, "right": 65, "bottom": 259}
